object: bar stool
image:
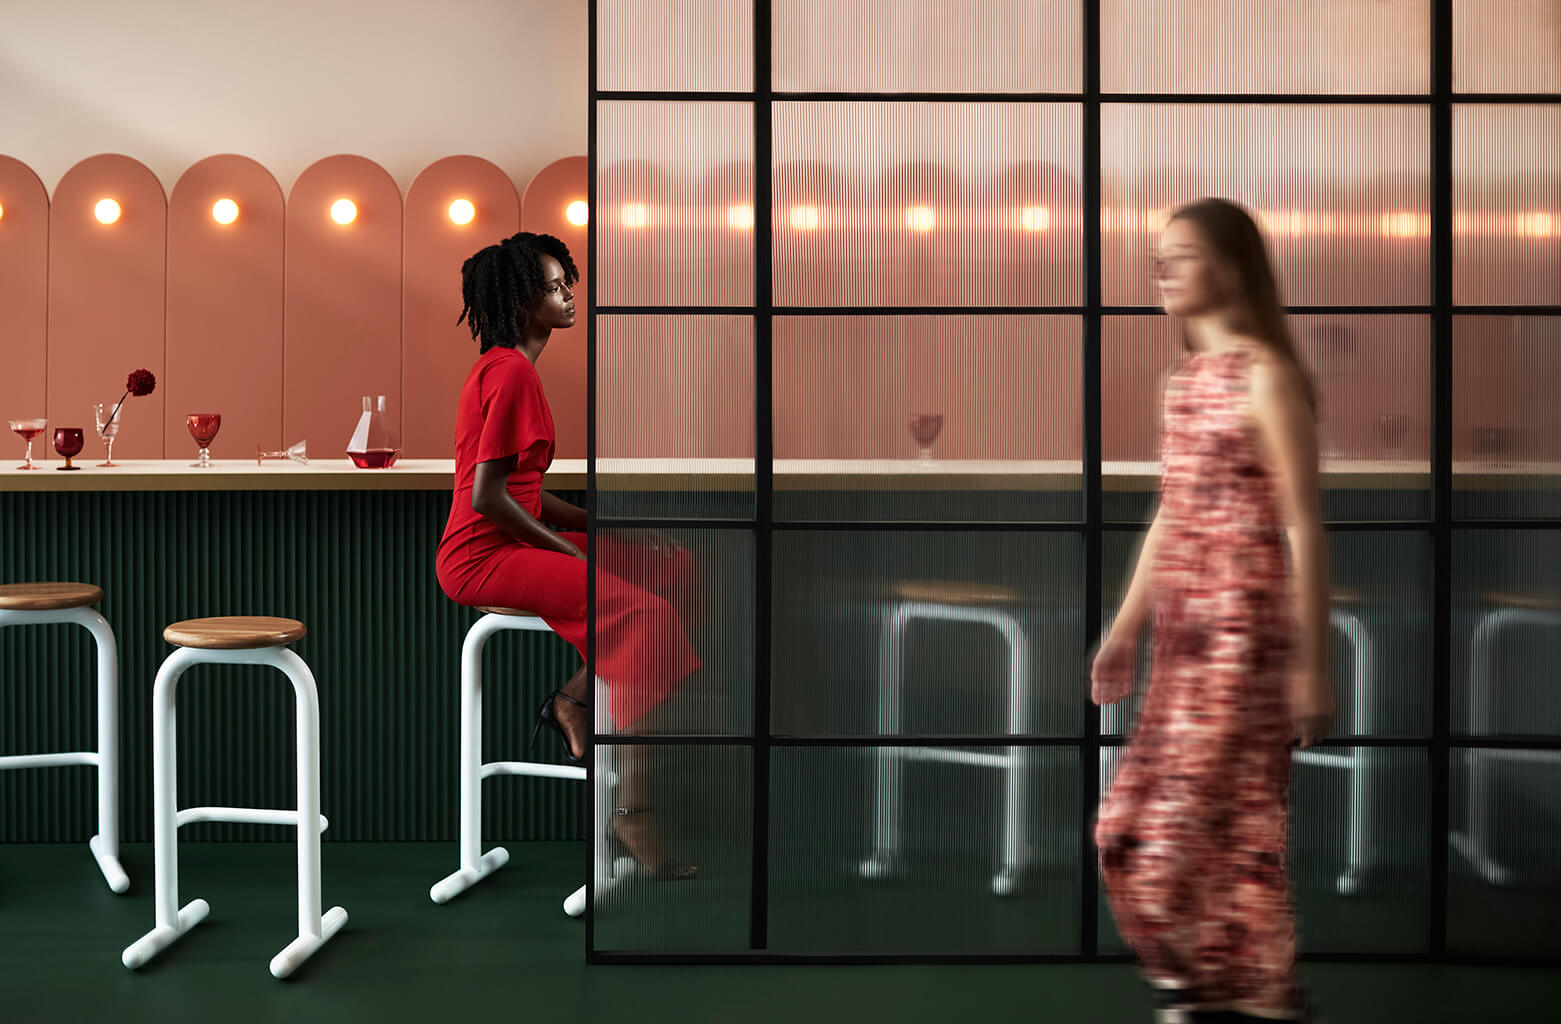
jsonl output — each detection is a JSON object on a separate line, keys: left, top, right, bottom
{"left": 859, "top": 581, "right": 1031, "bottom": 896}
{"left": 122, "top": 617, "right": 346, "bottom": 979}
{"left": 1451, "top": 590, "right": 1561, "bottom": 886}
{"left": 0, "top": 582, "right": 128, "bottom": 894}
{"left": 429, "top": 607, "right": 590, "bottom": 917}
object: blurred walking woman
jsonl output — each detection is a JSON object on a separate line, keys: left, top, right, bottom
{"left": 1092, "top": 199, "right": 1333, "bottom": 1023}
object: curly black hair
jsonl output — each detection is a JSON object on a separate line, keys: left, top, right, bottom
{"left": 456, "top": 231, "right": 579, "bottom": 352}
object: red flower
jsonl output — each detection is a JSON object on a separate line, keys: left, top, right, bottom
{"left": 127, "top": 369, "right": 156, "bottom": 396}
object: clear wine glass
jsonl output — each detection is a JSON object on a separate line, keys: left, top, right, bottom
{"left": 9, "top": 418, "right": 46, "bottom": 470}
{"left": 94, "top": 401, "right": 122, "bottom": 466}
{"left": 186, "top": 413, "right": 222, "bottom": 468}
{"left": 908, "top": 413, "right": 945, "bottom": 462}
{"left": 53, "top": 426, "right": 85, "bottom": 471}
{"left": 256, "top": 440, "right": 309, "bottom": 465}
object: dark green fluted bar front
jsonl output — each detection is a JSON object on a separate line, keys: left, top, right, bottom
{"left": 0, "top": 489, "right": 587, "bottom": 842}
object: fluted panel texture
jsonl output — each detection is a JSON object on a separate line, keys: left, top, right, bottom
{"left": 1102, "top": 0, "right": 1430, "bottom": 95}
{"left": 597, "top": 0, "right": 753, "bottom": 92}
{"left": 772, "top": 0, "right": 1081, "bottom": 94}
{"left": 1452, "top": 317, "right": 1561, "bottom": 520}
{"left": 1452, "top": 106, "right": 1561, "bottom": 306}
{"left": 0, "top": 490, "right": 587, "bottom": 842}
{"left": 772, "top": 102, "right": 1083, "bottom": 307}
{"left": 1453, "top": 0, "right": 1561, "bottom": 94}
{"left": 1102, "top": 104, "right": 1431, "bottom": 307}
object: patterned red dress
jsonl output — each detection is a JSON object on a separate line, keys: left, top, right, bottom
{"left": 435, "top": 345, "right": 701, "bottom": 728}
{"left": 1096, "top": 346, "right": 1303, "bottom": 1017}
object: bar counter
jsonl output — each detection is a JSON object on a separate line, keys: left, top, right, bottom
{"left": 3, "top": 457, "right": 1554, "bottom": 493}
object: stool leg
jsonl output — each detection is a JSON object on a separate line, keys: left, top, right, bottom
{"left": 123, "top": 649, "right": 210, "bottom": 969}
{"left": 1331, "top": 611, "right": 1373, "bottom": 896}
{"left": 431, "top": 617, "right": 510, "bottom": 903}
{"left": 268, "top": 648, "right": 347, "bottom": 979}
{"left": 993, "top": 616, "right": 1029, "bottom": 896}
{"left": 79, "top": 608, "right": 128, "bottom": 894}
{"left": 1451, "top": 611, "right": 1516, "bottom": 886}
{"left": 860, "top": 604, "right": 911, "bottom": 881}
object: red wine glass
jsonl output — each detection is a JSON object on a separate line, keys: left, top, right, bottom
{"left": 186, "top": 413, "right": 222, "bottom": 468}
{"left": 53, "top": 426, "right": 85, "bottom": 471}
{"left": 908, "top": 413, "right": 945, "bottom": 462}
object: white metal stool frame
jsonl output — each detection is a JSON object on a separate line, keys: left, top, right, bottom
{"left": 122, "top": 643, "right": 347, "bottom": 979}
{"left": 1449, "top": 605, "right": 1561, "bottom": 886}
{"left": 859, "top": 598, "right": 1031, "bottom": 896}
{"left": 1293, "top": 607, "right": 1376, "bottom": 895}
{"left": 0, "top": 604, "right": 128, "bottom": 893}
{"left": 430, "top": 611, "right": 591, "bottom": 916}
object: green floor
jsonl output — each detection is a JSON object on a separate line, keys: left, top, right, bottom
{"left": 2, "top": 842, "right": 1557, "bottom": 1024}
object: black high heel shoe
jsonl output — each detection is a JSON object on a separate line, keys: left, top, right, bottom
{"left": 530, "top": 689, "right": 588, "bottom": 765}
{"left": 608, "top": 808, "right": 698, "bottom": 882}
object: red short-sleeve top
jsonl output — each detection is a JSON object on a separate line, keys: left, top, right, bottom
{"left": 437, "top": 346, "right": 555, "bottom": 574}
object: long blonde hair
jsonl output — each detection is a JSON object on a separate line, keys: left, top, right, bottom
{"left": 1169, "top": 197, "right": 1318, "bottom": 417}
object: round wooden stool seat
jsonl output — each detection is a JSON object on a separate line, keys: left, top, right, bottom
{"left": 477, "top": 606, "right": 541, "bottom": 618}
{"left": 1483, "top": 590, "right": 1561, "bottom": 613}
{"left": 0, "top": 582, "right": 104, "bottom": 611}
{"left": 163, "top": 616, "right": 307, "bottom": 650}
{"left": 893, "top": 581, "right": 1019, "bottom": 607}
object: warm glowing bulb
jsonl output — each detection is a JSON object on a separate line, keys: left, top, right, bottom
{"left": 212, "top": 198, "right": 239, "bottom": 225}
{"left": 1520, "top": 211, "right": 1554, "bottom": 238}
{"left": 448, "top": 198, "right": 475, "bottom": 225}
{"left": 621, "top": 203, "right": 648, "bottom": 229}
{"left": 1143, "top": 208, "right": 1166, "bottom": 232}
{"left": 1020, "top": 206, "right": 1050, "bottom": 232}
{"left": 726, "top": 204, "right": 754, "bottom": 230}
{"left": 565, "top": 200, "right": 589, "bottom": 226}
{"left": 905, "top": 205, "right": 936, "bottom": 232}
{"left": 330, "top": 199, "right": 357, "bottom": 225}
{"left": 0, "top": 201, "right": 5, "bottom": 221}
{"left": 789, "top": 204, "right": 819, "bottom": 231}
{"left": 95, "top": 199, "right": 121, "bottom": 224}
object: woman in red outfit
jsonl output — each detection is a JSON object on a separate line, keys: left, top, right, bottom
{"left": 1091, "top": 199, "right": 1333, "bottom": 1023}
{"left": 436, "top": 232, "right": 700, "bottom": 879}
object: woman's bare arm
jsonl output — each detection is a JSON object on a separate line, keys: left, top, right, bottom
{"left": 472, "top": 454, "right": 583, "bottom": 559}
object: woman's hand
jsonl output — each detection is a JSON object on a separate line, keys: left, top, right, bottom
{"left": 1289, "top": 668, "right": 1334, "bottom": 749}
{"left": 616, "top": 528, "right": 686, "bottom": 556}
{"left": 1090, "top": 632, "right": 1137, "bottom": 706}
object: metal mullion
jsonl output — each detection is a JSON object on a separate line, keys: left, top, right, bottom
{"left": 750, "top": 0, "right": 773, "bottom": 955}
{"left": 585, "top": 0, "right": 599, "bottom": 964}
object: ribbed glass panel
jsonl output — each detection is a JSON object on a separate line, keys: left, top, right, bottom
{"left": 597, "top": 101, "right": 754, "bottom": 306}
{"left": 1448, "top": 746, "right": 1561, "bottom": 954}
{"left": 772, "top": 102, "right": 1083, "bottom": 307}
{"left": 1289, "top": 746, "right": 1428, "bottom": 951}
{"left": 1452, "top": 317, "right": 1561, "bottom": 520}
{"left": 1102, "top": 314, "right": 1433, "bottom": 523}
{"left": 1452, "top": 530, "right": 1561, "bottom": 736}
{"left": 0, "top": 490, "right": 587, "bottom": 843}
{"left": 1452, "top": 106, "right": 1561, "bottom": 306}
{"left": 1453, "top": 0, "right": 1561, "bottom": 94}
{"left": 1100, "top": 746, "right": 1429, "bottom": 954}
{"left": 769, "top": 744, "right": 1079, "bottom": 953}
{"left": 771, "top": 531, "right": 1084, "bottom": 738}
{"left": 593, "top": 526, "right": 753, "bottom": 738}
{"left": 1101, "top": 105, "right": 1432, "bottom": 307}
{"left": 590, "top": 743, "right": 751, "bottom": 952}
{"left": 597, "top": 315, "right": 754, "bottom": 520}
{"left": 772, "top": 315, "right": 1082, "bottom": 522}
{"left": 1102, "top": 529, "right": 1432, "bottom": 738}
{"left": 1102, "top": 0, "right": 1430, "bottom": 95}
{"left": 771, "top": 0, "right": 1081, "bottom": 94}
{"left": 597, "top": 0, "right": 753, "bottom": 92}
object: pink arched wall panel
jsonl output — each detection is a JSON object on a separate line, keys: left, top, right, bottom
{"left": 285, "top": 156, "right": 403, "bottom": 461}
{"left": 166, "top": 156, "right": 285, "bottom": 457}
{"left": 48, "top": 155, "right": 166, "bottom": 460}
{"left": 521, "top": 157, "right": 589, "bottom": 459}
{"left": 0, "top": 158, "right": 49, "bottom": 434}
{"left": 402, "top": 156, "right": 520, "bottom": 458}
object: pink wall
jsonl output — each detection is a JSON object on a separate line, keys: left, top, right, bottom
{"left": 521, "top": 156, "right": 590, "bottom": 460}
{"left": 402, "top": 157, "right": 521, "bottom": 459}
{"left": 0, "top": 158, "right": 49, "bottom": 444}
{"left": 48, "top": 155, "right": 167, "bottom": 460}
{"left": 166, "top": 155, "right": 285, "bottom": 458}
